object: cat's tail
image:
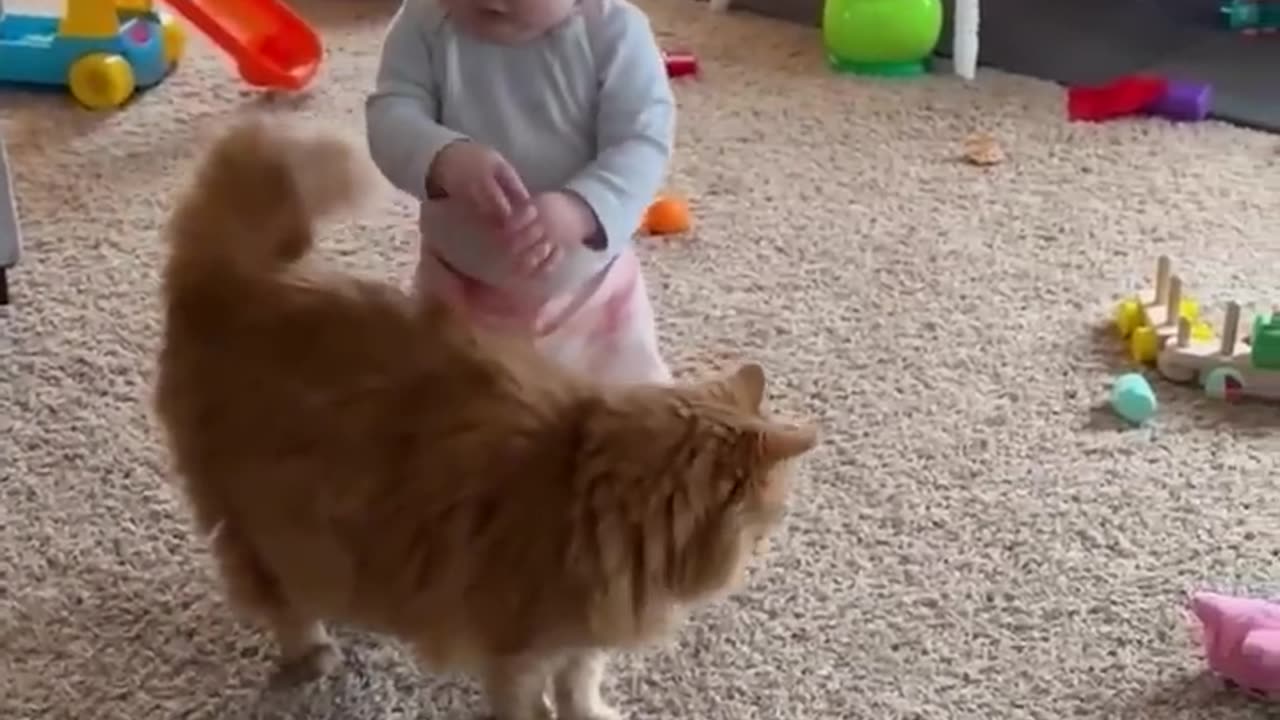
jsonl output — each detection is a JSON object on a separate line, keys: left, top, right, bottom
{"left": 163, "top": 116, "right": 373, "bottom": 277}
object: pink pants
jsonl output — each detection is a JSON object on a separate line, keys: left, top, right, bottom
{"left": 415, "top": 247, "right": 671, "bottom": 385}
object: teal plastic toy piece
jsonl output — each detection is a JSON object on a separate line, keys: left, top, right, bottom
{"left": 1110, "top": 372, "right": 1158, "bottom": 425}
{"left": 822, "top": 0, "right": 943, "bottom": 77}
{"left": 1204, "top": 366, "right": 1246, "bottom": 401}
{"left": 1220, "top": 0, "right": 1280, "bottom": 31}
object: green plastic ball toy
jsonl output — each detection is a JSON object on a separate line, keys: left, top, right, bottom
{"left": 822, "top": 0, "right": 944, "bottom": 77}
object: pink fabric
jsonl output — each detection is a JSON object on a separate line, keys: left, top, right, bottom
{"left": 415, "top": 246, "right": 670, "bottom": 384}
{"left": 1190, "top": 591, "right": 1280, "bottom": 695}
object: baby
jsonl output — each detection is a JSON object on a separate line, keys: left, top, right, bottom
{"left": 366, "top": 0, "right": 676, "bottom": 384}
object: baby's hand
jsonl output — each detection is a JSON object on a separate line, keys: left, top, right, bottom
{"left": 428, "top": 140, "right": 529, "bottom": 224}
{"left": 500, "top": 191, "right": 597, "bottom": 277}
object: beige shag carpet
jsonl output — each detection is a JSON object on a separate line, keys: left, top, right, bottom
{"left": 4, "top": 1, "right": 1280, "bottom": 718}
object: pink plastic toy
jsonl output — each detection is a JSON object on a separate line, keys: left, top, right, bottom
{"left": 1190, "top": 590, "right": 1280, "bottom": 696}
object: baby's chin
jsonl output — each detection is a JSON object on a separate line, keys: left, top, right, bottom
{"left": 453, "top": 9, "right": 564, "bottom": 44}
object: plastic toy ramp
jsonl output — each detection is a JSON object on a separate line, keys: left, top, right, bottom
{"left": 163, "top": 0, "right": 322, "bottom": 90}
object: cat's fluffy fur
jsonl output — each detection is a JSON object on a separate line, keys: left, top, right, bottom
{"left": 153, "top": 118, "right": 818, "bottom": 720}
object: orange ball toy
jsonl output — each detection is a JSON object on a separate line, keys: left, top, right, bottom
{"left": 642, "top": 196, "right": 691, "bottom": 235}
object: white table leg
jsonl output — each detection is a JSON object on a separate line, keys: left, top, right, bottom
{"left": 954, "top": 0, "right": 980, "bottom": 79}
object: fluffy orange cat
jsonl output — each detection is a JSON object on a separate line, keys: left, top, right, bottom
{"left": 153, "top": 118, "right": 819, "bottom": 720}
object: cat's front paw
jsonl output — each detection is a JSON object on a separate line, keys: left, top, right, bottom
{"left": 559, "top": 703, "right": 623, "bottom": 720}
{"left": 492, "top": 692, "right": 554, "bottom": 720}
{"left": 271, "top": 641, "right": 342, "bottom": 687}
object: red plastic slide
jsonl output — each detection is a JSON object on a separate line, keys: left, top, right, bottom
{"left": 163, "top": 0, "right": 323, "bottom": 90}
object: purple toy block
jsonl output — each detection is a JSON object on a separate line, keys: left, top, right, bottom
{"left": 1147, "top": 80, "right": 1213, "bottom": 122}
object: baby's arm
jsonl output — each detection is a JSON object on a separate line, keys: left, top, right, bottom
{"left": 365, "top": 0, "right": 466, "bottom": 201}
{"left": 565, "top": 2, "right": 675, "bottom": 252}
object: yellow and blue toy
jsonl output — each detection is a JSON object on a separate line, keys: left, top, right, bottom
{"left": 0, "top": 0, "right": 185, "bottom": 109}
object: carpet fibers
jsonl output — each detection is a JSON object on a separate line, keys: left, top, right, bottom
{"left": 3, "top": 1, "right": 1280, "bottom": 718}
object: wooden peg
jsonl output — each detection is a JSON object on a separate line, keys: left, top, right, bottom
{"left": 1155, "top": 256, "right": 1171, "bottom": 304}
{"left": 1165, "top": 276, "right": 1182, "bottom": 327}
{"left": 1220, "top": 301, "right": 1241, "bottom": 355}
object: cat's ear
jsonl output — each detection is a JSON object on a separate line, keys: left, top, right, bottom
{"left": 751, "top": 421, "right": 819, "bottom": 464}
{"left": 703, "top": 363, "right": 767, "bottom": 412}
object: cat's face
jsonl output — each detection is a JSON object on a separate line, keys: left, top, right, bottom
{"left": 567, "top": 363, "right": 816, "bottom": 630}
{"left": 663, "top": 363, "right": 819, "bottom": 603}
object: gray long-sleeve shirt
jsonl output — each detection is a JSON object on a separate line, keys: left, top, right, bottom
{"left": 365, "top": 0, "right": 675, "bottom": 299}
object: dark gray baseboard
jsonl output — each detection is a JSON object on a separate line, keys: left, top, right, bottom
{"left": 726, "top": 0, "right": 822, "bottom": 25}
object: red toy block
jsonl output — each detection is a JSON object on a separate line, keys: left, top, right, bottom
{"left": 1067, "top": 75, "right": 1168, "bottom": 122}
{"left": 663, "top": 51, "right": 697, "bottom": 78}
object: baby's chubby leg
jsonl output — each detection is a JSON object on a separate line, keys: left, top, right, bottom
{"left": 539, "top": 249, "right": 671, "bottom": 385}
{"left": 600, "top": 266, "right": 671, "bottom": 384}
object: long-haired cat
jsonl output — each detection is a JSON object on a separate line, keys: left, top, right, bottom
{"left": 153, "top": 118, "right": 819, "bottom": 720}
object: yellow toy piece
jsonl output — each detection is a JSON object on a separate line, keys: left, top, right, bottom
{"left": 1179, "top": 298, "right": 1201, "bottom": 324}
{"left": 1129, "top": 325, "right": 1159, "bottom": 363}
{"left": 160, "top": 15, "right": 186, "bottom": 65}
{"left": 115, "top": 0, "right": 153, "bottom": 13}
{"left": 68, "top": 53, "right": 136, "bottom": 110}
{"left": 1114, "top": 296, "right": 1200, "bottom": 338}
{"left": 1113, "top": 298, "right": 1143, "bottom": 338}
{"left": 1129, "top": 320, "right": 1207, "bottom": 364}
{"left": 59, "top": 0, "right": 122, "bottom": 38}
